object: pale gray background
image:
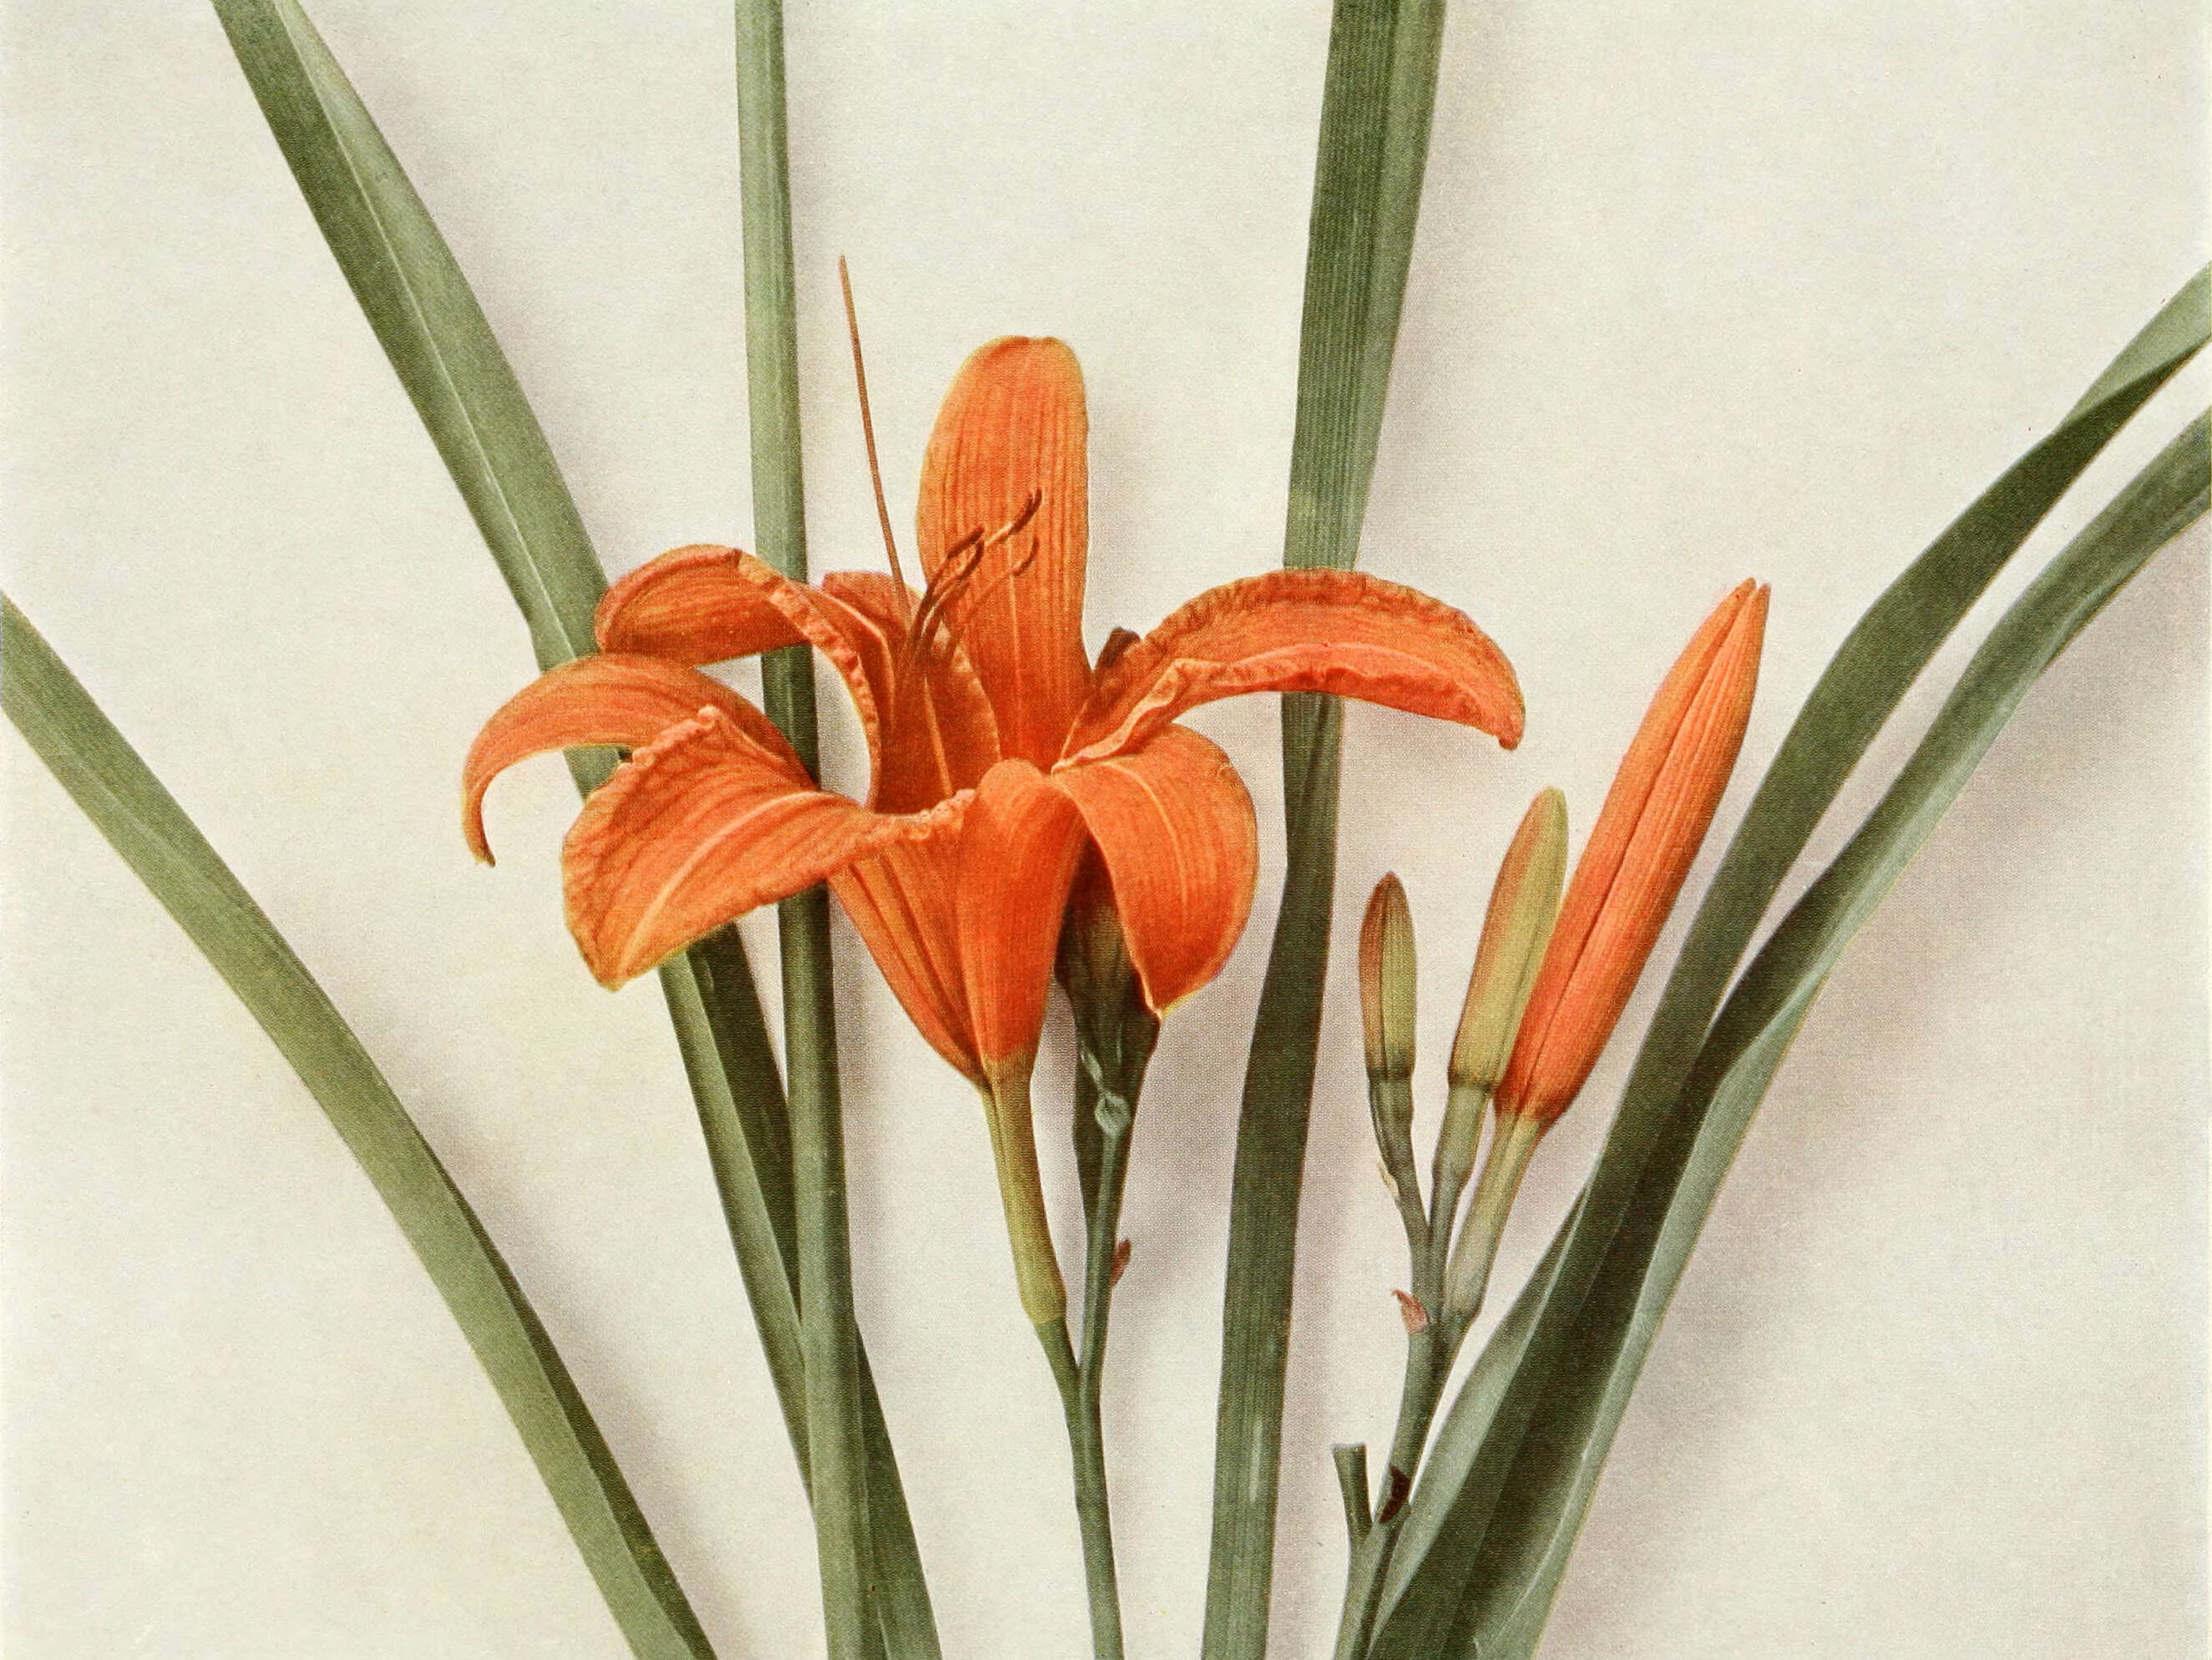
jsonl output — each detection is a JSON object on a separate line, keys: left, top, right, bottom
{"left": 3, "top": 3, "right": 2205, "bottom": 1656}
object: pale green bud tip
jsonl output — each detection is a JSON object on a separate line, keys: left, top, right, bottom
{"left": 1360, "top": 874, "right": 1418, "bottom": 1080}
{"left": 1449, "top": 787, "right": 1568, "bottom": 1091}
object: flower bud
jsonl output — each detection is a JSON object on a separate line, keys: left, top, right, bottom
{"left": 1449, "top": 787, "right": 1569, "bottom": 1094}
{"left": 1360, "top": 874, "right": 1425, "bottom": 1239}
{"left": 1359, "top": 873, "right": 1418, "bottom": 1082}
{"left": 1495, "top": 580, "right": 1769, "bottom": 1126}
{"left": 1431, "top": 787, "right": 1567, "bottom": 1244}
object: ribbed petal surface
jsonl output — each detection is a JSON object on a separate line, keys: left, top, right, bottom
{"left": 832, "top": 834, "right": 979, "bottom": 1081}
{"left": 462, "top": 653, "right": 803, "bottom": 863}
{"left": 1050, "top": 725, "right": 1259, "bottom": 1015}
{"left": 1062, "top": 567, "right": 1522, "bottom": 762}
{"left": 915, "top": 337, "right": 1092, "bottom": 767}
{"left": 954, "top": 762, "right": 1091, "bottom": 1067}
{"left": 562, "top": 706, "right": 956, "bottom": 988}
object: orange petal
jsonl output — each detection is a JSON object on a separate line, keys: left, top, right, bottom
{"left": 1496, "top": 580, "right": 1769, "bottom": 1124}
{"left": 821, "top": 569, "right": 1003, "bottom": 813}
{"left": 562, "top": 706, "right": 956, "bottom": 988}
{"left": 955, "top": 762, "right": 1090, "bottom": 1068}
{"left": 1062, "top": 568, "right": 1523, "bottom": 762}
{"left": 833, "top": 836, "right": 980, "bottom": 1081}
{"left": 1050, "top": 726, "right": 1259, "bottom": 1015}
{"left": 596, "top": 544, "right": 889, "bottom": 782}
{"left": 463, "top": 653, "right": 804, "bottom": 863}
{"left": 915, "top": 337, "right": 1093, "bottom": 767}
{"left": 595, "top": 544, "right": 807, "bottom": 662}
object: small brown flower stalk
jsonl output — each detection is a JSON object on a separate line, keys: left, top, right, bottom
{"left": 1445, "top": 579, "right": 1769, "bottom": 1324}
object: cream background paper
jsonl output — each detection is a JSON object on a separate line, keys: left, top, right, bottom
{"left": 4, "top": 3, "right": 2206, "bottom": 1655}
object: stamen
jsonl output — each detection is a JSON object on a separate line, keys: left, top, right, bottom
{"left": 838, "top": 256, "right": 911, "bottom": 620}
{"left": 904, "top": 491, "right": 1046, "bottom": 660}
{"left": 906, "top": 533, "right": 984, "bottom": 659}
{"left": 951, "top": 492, "right": 1044, "bottom": 614}
{"left": 980, "top": 489, "right": 1042, "bottom": 549}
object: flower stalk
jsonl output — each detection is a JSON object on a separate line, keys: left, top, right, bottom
{"left": 1049, "top": 888, "right": 1159, "bottom": 1660}
{"left": 1333, "top": 582, "right": 1767, "bottom": 1660}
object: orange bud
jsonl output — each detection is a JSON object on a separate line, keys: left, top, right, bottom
{"left": 1493, "top": 580, "right": 1769, "bottom": 1126}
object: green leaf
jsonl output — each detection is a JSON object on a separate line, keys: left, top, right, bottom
{"left": 1369, "top": 265, "right": 2210, "bottom": 1656}
{"left": 1204, "top": 4, "right": 1447, "bottom": 1657}
{"left": 212, "top": 4, "right": 935, "bottom": 1649}
{"left": 211, "top": 0, "right": 604, "bottom": 672}
{"left": 731, "top": 6, "right": 918, "bottom": 1659}
{"left": 1, "top": 596, "right": 716, "bottom": 1660}
{"left": 1450, "top": 408, "right": 2209, "bottom": 1660}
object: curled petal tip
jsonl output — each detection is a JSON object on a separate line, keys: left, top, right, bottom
{"left": 463, "top": 797, "right": 496, "bottom": 866}
{"left": 1063, "top": 569, "right": 1521, "bottom": 763}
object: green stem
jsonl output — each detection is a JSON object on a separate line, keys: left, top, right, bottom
{"left": 1440, "top": 1111, "right": 1543, "bottom": 1329}
{"left": 1424, "top": 1081, "right": 1490, "bottom": 1289}
{"left": 1334, "top": 1515, "right": 1398, "bottom": 1660}
{"left": 1205, "top": 5, "right": 1447, "bottom": 1650}
{"left": 1078, "top": 1075, "right": 1135, "bottom": 1379}
{"left": 1066, "top": 1033, "right": 1146, "bottom": 1660}
{"left": 1336, "top": 1109, "right": 1545, "bottom": 1657}
{"left": 1040, "top": 1318, "right": 1126, "bottom": 1660}
{"left": 1333, "top": 1444, "right": 1374, "bottom": 1550}
{"left": 733, "top": 3, "right": 873, "bottom": 1654}
{"left": 1330, "top": 1313, "right": 1448, "bottom": 1660}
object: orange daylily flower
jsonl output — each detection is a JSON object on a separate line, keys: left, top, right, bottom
{"left": 468, "top": 337, "right": 1521, "bottom": 1077}
{"left": 1491, "top": 579, "right": 1769, "bottom": 1126}
{"left": 464, "top": 337, "right": 1523, "bottom": 1320}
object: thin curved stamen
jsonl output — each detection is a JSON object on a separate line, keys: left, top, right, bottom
{"left": 838, "top": 256, "right": 912, "bottom": 621}
{"left": 888, "top": 490, "right": 1045, "bottom": 804}
{"left": 909, "top": 491, "right": 1043, "bottom": 665}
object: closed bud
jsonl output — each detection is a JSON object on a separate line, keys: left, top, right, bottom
{"left": 1496, "top": 581, "right": 1769, "bottom": 1127}
{"left": 1360, "top": 876, "right": 1427, "bottom": 1244}
{"left": 1449, "top": 787, "right": 1569, "bottom": 1094}
{"left": 1057, "top": 857, "right": 1160, "bottom": 1107}
{"left": 1430, "top": 788, "right": 1568, "bottom": 1244}
{"left": 1359, "top": 873, "right": 1418, "bottom": 1081}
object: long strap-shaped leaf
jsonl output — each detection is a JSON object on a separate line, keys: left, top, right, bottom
{"left": 207, "top": 0, "right": 817, "bottom": 1451}
{"left": 1, "top": 597, "right": 716, "bottom": 1660}
{"left": 1371, "top": 266, "right": 2209, "bottom": 1653}
{"left": 210, "top": 0, "right": 602, "bottom": 672}
{"left": 211, "top": 5, "right": 936, "bottom": 1651}
{"left": 730, "top": 5, "right": 893, "bottom": 1659}
{"left": 1203, "top": 4, "right": 1446, "bottom": 1655}
{"left": 1445, "top": 411, "right": 2209, "bottom": 1659}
